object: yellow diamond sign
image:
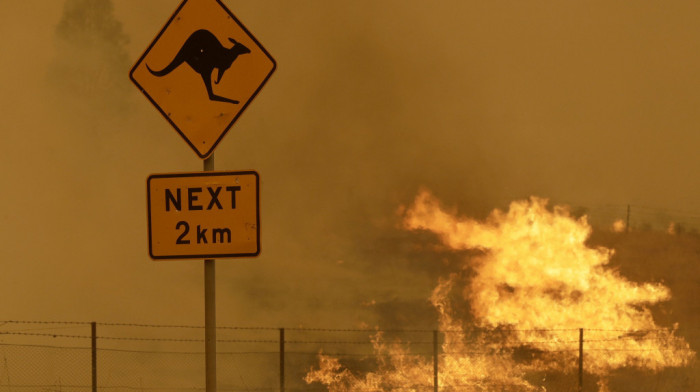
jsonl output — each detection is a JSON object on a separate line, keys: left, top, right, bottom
{"left": 130, "top": 0, "right": 276, "bottom": 158}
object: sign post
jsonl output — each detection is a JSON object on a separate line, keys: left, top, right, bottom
{"left": 131, "top": 0, "right": 275, "bottom": 390}
{"left": 204, "top": 155, "right": 216, "bottom": 392}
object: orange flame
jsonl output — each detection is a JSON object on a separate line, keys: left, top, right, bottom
{"left": 612, "top": 219, "right": 626, "bottom": 233}
{"left": 306, "top": 190, "right": 694, "bottom": 391}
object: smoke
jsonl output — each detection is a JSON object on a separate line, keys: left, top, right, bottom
{"left": 46, "top": 0, "right": 131, "bottom": 117}
{"left": 0, "top": 1, "right": 698, "bottom": 390}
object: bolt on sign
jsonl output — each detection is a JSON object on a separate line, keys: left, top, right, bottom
{"left": 130, "top": 0, "right": 276, "bottom": 159}
{"left": 147, "top": 171, "right": 260, "bottom": 259}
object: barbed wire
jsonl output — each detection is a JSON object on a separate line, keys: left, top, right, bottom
{"left": 97, "top": 322, "right": 282, "bottom": 331}
{"left": 0, "top": 320, "right": 92, "bottom": 325}
{"left": 0, "top": 341, "right": 688, "bottom": 356}
{"left": 0, "top": 387, "right": 585, "bottom": 392}
{"left": 4, "top": 321, "right": 696, "bottom": 334}
{"left": 0, "top": 386, "right": 273, "bottom": 391}
{"left": 0, "top": 331, "right": 91, "bottom": 339}
{"left": 0, "top": 342, "right": 90, "bottom": 350}
{"left": 1, "top": 322, "right": 692, "bottom": 392}
{"left": 0, "top": 331, "right": 276, "bottom": 343}
{"left": 1, "top": 330, "right": 695, "bottom": 346}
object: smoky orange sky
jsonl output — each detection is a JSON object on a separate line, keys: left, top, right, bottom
{"left": 0, "top": 0, "right": 699, "bottom": 333}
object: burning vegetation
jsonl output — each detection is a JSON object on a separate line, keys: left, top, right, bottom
{"left": 305, "top": 190, "right": 695, "bottom": 392}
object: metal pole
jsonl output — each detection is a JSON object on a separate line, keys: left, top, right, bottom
{"left": 204, "top": 154, "right": 217, "bottom": 392}
{"left": 91, "top": 322, "right": 97, "bottom": 392}
{"left": 578, "top": 328, "right": 583, "bottom": 392}
{"left": 279, "top": 328, "right": 285, "bottom": 392}
{"left": 433, "top": 330, "right": 438, "bottom": 392}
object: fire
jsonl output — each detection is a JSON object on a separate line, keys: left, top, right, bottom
{"left": 306, "top": 190, "right": 694, "bottom": 391}
{"left": 667, "top": 222, "right": 677, "bottom": 235}
{"left": 612, "top": 219, "right": 626, "bottom": 233}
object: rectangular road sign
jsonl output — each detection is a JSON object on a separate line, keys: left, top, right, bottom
{"left": 147, "top": 171, "right": 260, "bottom": 259}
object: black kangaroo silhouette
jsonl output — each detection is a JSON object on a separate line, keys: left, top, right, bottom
{"left": 147, "top": 29, "right": 251, "bottom": 104}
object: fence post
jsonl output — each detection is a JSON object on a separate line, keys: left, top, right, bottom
{"left": 433, "top": 330, "right": 438, "bottom": 392}
{"left": 578, "top": 328, "right": 583, "bottom": 392}
{"left": 280, "top": 328, "right": 285, "bottom": 392}
{"left": 91, "top": 322, "right": 97, "bottom": 392}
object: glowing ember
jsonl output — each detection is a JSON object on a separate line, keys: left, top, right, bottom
{"left": 667, "top": 222, "right": 678, "bottom": 235}
{"left": 306, "top": 190, "right": 694, "bottom": 392}
{"left": 612, "top": 219, "right": 626, "bottom": 233}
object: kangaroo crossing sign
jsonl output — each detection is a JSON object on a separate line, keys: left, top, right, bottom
{"left": 130, "top": 0, "right": 276, "bottom": 158}
{"left": 147, "top": 171, "right": 260, "bottom": 259}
